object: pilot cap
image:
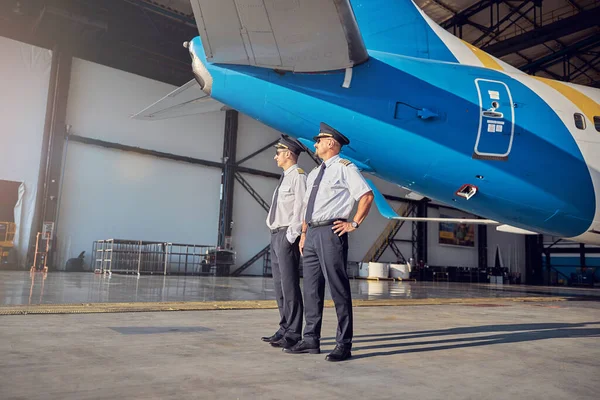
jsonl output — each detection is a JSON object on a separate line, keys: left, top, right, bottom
{"left": 313, "top": 122, "right": 350, "bottom": 146}
{"left": 274, "top": 135, "right": 304, "bottom": 155}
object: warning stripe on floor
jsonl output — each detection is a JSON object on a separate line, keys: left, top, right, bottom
{"left": 0, "top": 297, "right": 567, "bottom": 315}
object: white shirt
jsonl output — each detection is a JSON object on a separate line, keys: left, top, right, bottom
{"left": 303, "top": 155, "right": 372, "bottom": 223}
{"left": 266, "top": 164, "right": 307, "bottom": 243}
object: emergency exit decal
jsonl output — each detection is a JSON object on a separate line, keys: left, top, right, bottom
{"left": 473, "top": 79, "right": 515, "bottom": 161}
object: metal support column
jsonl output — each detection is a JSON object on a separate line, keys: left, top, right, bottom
{"left": 477, "top": 225, "right": 488, "bottom": 270}
{"left": 30, "top": 47, "right": 72, "bottom": 268}
{"left": 580, "top": 243, "right": 586, "bottom": 269}
{"left": 525, "top": 234, "right": 544, "bottom": 285}
{"left": 416, "top": 199, "right": 428, "bottom": 265}
{"left": 217, "top": 110, "right": 238, "bottom": 249}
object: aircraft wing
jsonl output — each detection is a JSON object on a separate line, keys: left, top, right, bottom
{"left": 131, "top": 79, "right": 225, "bottom": 120}
{"left": 189, "top": 0, "right": 368, "bottom": 72}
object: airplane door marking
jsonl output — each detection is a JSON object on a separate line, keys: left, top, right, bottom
{"left": 473, "top": 78, "right": 515, "bottom": 161}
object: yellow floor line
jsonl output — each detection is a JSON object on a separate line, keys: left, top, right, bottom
{"left": 0, "top": 297, "right": 567, "bottom": 315}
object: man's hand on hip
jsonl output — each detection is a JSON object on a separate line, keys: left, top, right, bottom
{"left": 332, "top": 220, "right": 356, "bottom": 236}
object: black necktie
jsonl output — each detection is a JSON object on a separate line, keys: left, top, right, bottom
{"left": 268, "top": 174, "right": 285, "bottom": 225}
{"left": 304, "top": 163, "right": 326, "bottom": 223}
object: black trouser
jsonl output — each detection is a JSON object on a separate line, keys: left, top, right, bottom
{"left": 270, "top": 229, "right": 303, "bottom": 340}
{"left": 302, "top": 225, "right": 352, "bottom": 346}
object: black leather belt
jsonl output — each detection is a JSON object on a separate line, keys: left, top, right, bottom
{"left": 270, "top": 226, "right": 288, "bottom": 234}
{"left": 308, "top": 219, "right": 346, "bottom": 228}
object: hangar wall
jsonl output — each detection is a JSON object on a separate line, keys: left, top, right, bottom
{"left": 427, "top": 207, "right": 479, "bottom": 268}
{"left": 57, "top": 142, "right": 222, "bottom": 269}
{"left": 488, "top": 228, "right": 527, "bottom": 281}
{"left": 66, "top": 59, "right": 225, "bottom": 162}
{"left": 0, "top": 37, "right": 52, "bottom": 264}
{"left": 428, "top": 206, "right": 526, "bottom": 281}
{"left": 57, "top": 58, "right": 223, "bottom": 269}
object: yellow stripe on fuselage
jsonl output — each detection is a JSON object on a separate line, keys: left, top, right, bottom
{"left": 461, "top": 40, "right": 503, "bottom": 71}
{"left": 534, "top": 76, "right": 600, "bottom": 126}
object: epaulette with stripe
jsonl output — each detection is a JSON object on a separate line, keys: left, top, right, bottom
{"left": 339, "top": 159, "right": 352, "bottom": 166}
{"left": 297, "top": 168, "right": 305, "bottom": 174}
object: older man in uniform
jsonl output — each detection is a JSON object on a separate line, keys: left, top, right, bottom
{"left": 284, "top": 123, "right": 374, "bottom": 362}
{"left": 261, "top": 135, "right": 307, "bottom": 349}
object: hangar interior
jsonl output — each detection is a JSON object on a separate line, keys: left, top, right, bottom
{"left": 1, "top": 0, "right": 599, "bottom": 292}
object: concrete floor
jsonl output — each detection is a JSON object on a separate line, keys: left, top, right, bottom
{"left": 1, "top": 301, "right": 599, "bottom": 399}
{"left": 1, "top": 271, "right": 599, "bottom": 306}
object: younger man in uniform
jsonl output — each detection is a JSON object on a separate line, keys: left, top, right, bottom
{"left": 262, "top": 135, "right": 307, "bottom": 349}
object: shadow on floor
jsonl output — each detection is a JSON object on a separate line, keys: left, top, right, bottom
{"left": 321, "top": 322, "right": 600, "bottom": 360}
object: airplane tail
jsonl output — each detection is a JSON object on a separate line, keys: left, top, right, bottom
{"left": 350, "top": 0, "right": 522, "bottom": 74}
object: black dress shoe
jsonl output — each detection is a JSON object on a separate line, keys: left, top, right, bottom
{"left": 283, "top": 339, "right": 320, "bottom": 354}
{"left": 325, "top": 345, "right": 352, "bottom": 362}
{"left": 261, "top": 332, "right": 284, "bottom": 343}
{"left": 270, "top": 336, "right": 299, "bottom": 349}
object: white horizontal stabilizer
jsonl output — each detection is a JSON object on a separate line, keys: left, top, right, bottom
{"left": 496, "top": 224, "right": 538, "bottom": 235}
{"left": 367, "top": 179, "right": 499, "bottom": 224}
{"left": 131, "top": 79, "right": 225, "bottom": 120}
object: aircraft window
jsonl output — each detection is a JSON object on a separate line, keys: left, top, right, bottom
{"left": 595, "top": 116, "right": 600, "bottom": 132}
{"left": 573, "top": 113, "right": 585, "bottom": 130}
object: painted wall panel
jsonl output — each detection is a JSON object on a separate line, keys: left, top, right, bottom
{"left": 236, "top": 113, "right": 286, "bottom": 174}
{"left": 57, "top": 142, "right": 221, "bottom": 269}
{"left": 58, "top": 59, "right": 226, "bottom": 270}
{"left": 231, "top": 173, "right": 276, "bottom": 275}
{"left": 67, "top": 58, "right": 225, "bottom": 162}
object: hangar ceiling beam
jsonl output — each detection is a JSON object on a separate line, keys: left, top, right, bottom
{"left": 123, "top": 0, "right": 196, "bottom": 27}
{"left": 565, "top": 0, "right": 583, "bottom": 12}
{"left": 482, "top": 7, "right": 600, "bottom": 57}
{"left": 441, "top": 0, "right": 496, "bottom": 30}
{"left": 559, "top": 52, "right": 600, "bottom": 83}
{"left": 471, "top": 1, "right": 535, "bottom": 47}
{"left": 430, "top": 0, "right": 493, "bottom": 34}
{"left": 492, "top": 3, "right": 600, "bottom": 79}
{"left": 0, "top": 0, "right": 197, "bottom": 87}
{"left": 569, "top": 54, "right": 600, "bottom": 82}
{"left": 521, "top": 34, "right": 600, "bottom": 74}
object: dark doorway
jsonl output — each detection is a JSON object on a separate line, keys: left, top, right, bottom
{"left": 0, "top": 180, "right": 20, "bottom": 222}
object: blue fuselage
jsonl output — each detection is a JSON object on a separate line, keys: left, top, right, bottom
{"left": 190, "top": 37, "right": 595, "bottom": 238}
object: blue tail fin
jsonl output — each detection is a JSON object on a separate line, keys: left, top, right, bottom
{"left": 350, "top": 0, "right": 457, "bottom": 62}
